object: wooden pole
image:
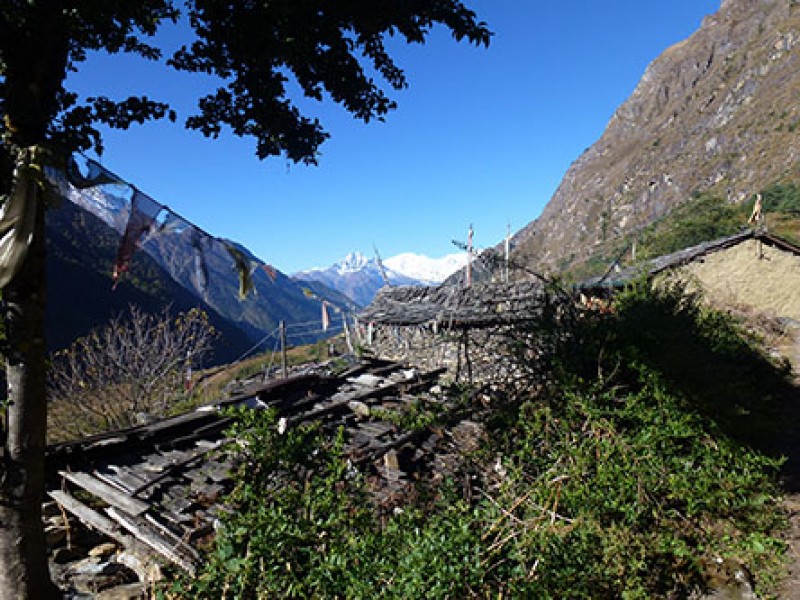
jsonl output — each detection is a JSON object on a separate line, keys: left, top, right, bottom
{"left": 280, "top": 320, "right": 288, "bottom": 379}
{"left": 466, "top": 224, "right": 473, "bottom": 287}
{"left": 343, "top": 314, "right": 354, "bottom": 353}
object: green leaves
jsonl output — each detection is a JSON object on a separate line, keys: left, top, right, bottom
{"left": 168, "top": 283, "right": 788, "bottom": 598}
{"left": 2, "top": 0, "right": 489, "bottom": 161}
{"left": 169, "top": 0, "right": 491, "bottom": 163}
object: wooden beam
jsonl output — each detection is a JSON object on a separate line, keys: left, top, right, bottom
{"left": 47, "top": 490, "right": 156, "bottom": 561}
{"left": 106, "top": 507, "right": 197, "bottom": 574}
{"left": 60, "top": 470, "right": 150, "bottom": 516}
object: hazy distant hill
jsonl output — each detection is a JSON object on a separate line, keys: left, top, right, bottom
{"left": 511, "top": 0, "right": 800, "bottom": 276}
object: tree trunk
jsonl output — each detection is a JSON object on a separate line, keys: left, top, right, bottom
{"left": 0, "top": 158, "right": 58, "bottom": 598}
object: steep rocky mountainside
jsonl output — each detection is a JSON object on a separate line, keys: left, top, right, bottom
{"left": 46, "top": 199, "right": 355, "bottom": 363}
{"left": 46, "top": 201, "right": 254, "bottom": 363}
{"left": 514, "top": 0, "right": 800, "bottom": 274}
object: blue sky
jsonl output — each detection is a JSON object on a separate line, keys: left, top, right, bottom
{"left": 67, "top": 0, "right": 720, "bottom": 273}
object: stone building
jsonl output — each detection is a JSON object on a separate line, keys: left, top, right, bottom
{"left": 356, "top": 282, "right": 558, "bottom": 382}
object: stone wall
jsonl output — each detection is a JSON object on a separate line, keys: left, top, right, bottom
{"left": 356, "top": 323, "right": 521, "bottom": 385}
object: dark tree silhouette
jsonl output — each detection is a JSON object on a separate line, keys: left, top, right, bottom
{"left": 0, "top": 2, "right": 490, "bottom": 595}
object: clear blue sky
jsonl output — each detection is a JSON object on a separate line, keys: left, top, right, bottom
{"left": 66, "top": 0, "right": 720, "bottom": 273}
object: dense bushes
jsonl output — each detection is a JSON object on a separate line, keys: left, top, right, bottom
{"left": 165, "top": 283, "right": 791, "bottom": 598}
{"left": 636, "top": 183, "right": 800, "bottom": 262}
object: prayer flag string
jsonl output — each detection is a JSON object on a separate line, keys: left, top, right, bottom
{"left": 52, "top": 154, "right": 276, "bottom": 301}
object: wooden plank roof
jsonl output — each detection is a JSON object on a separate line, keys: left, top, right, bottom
{"left": 45, "top": 359, "right": 474, "bottom": 576}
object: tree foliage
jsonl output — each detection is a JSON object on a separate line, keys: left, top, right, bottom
{"left": 636, "top": 193, "right": 747, "bottom": 261}
{"left": 0, "top": 0, "right": 491, "bottom": 161}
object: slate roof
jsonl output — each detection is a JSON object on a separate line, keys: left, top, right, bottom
{"left": 358, "top": 281, "right": 551, "bottom": 327}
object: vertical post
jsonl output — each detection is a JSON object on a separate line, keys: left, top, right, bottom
{"left": 463, "top": 329, "right": 473, "bottom": 384}
{"left": 466, "top": 223, "right": 473, "bottom": 287}
{"left": 504, "top": 222, "right": 510, "bottom": 283}
{"left": 343, "top": 313, "right": 354, "bottom": 353}
{"left": 280, "top": 320, "right": 288, "bottom": 379}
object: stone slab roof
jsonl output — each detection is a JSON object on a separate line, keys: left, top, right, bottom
{"left": 359, "top": 281, "right": 551, "bottom": 327}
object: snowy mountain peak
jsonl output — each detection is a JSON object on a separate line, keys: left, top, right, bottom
{"left": 384, "top": 252, "right": 467, "bottom": 283}
{"left": 336, "top": 251, "right": 371, "bottom": 274}
{"left": 292, "top": 250, "right": 469, "bottom": 307}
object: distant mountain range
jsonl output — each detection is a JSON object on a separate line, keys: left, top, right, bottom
{"left": 46, "top": 180, "right": 357, "bottom": 364}
{"left": 292, "top": 251, "right": 467, "bottom": 307}
{"left": 46, "top": 201, "right": 254, "bottom": 364}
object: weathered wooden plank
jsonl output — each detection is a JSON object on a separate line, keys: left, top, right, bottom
{"left": 91, "top": 469, "right": 137, "bottom": 496}
{"left": 131, "top": 441, "right": 227, "bottom": 497}
{"left": 48, "top": 490, "right": 156, "bottom": 561}
{"left": 105, "top": 464, "right": 150, "bottom": 492}
{"left": 355, "top": 422, "right": 395, "bottom": 438}
{"left": 60, "top": 470, "right": 150, "bottom": 516}
{"left": 144, "top": 512, "right": 192, "bottom": 544}
{"left": 106, "top": 507, "right": 197, "bottom": 574}
{"left": 49, "top": 489, "right": 119, "bottom": 536}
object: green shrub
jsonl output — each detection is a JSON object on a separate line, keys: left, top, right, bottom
{"left": 165, "top": 283, "right": 790, "bottom": 598}
{"left": 489, "top": 281, "right": 788, "bottom": 596}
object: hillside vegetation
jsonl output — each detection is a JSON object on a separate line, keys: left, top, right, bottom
{"left": 563, "top": 182, "right": 800, "bottom": 283}
{"left": 164, "top": 282, "right": 793, "bottom": 598}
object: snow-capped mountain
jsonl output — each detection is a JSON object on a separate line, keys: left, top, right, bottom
{"left": 293, "top": 252, "right": 416, "bottom": 307}
{"left": 53, "top": 174, "right": 130, "bottom": 233}
{"left": 293, "top": 251, "right": 467, "bottom": 307}
{"left": 332, "top": 251, "right": 372, "bottom": 274}
{"left": 384, "top": 252, "right": 467, "bottom": 284}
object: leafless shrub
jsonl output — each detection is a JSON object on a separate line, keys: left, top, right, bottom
{"left": 47, "top": 306, "right": 217, "bottom": 441}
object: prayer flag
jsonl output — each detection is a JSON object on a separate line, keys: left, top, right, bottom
{"left": 186, "top": 227, "right": 213, "bottom": 297}
{"left": 262, "top": 263, "right": 278, "bottom": 282}
{"left": 113, "top": 188, "right": 161, "bottom": 285}
{"left": 66, "top": 156, "right": 124, "bottom": 189}
{"left": 0, "top": 152, "right": 38, "bottom": 288}
{"left": 224, "top": 242, "right": 257, "bottom": 299}
{"left": 321, "top": 301, "right": 330, "bottom": 332}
